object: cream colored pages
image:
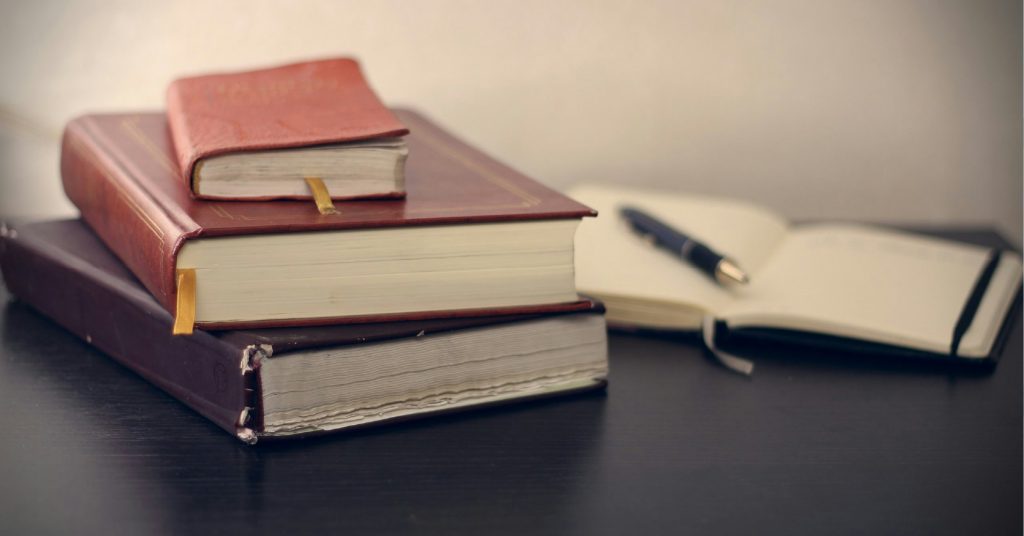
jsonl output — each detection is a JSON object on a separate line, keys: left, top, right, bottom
{"left": 719, "top": 224, "right": 1022, "bottom": 357}
{"left": 569, "top": 185, "right": 790, "bottom": 327}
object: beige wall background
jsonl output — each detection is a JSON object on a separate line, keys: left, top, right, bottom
{"left": 1, "top": 0, "right": 1020, "bottom": 243}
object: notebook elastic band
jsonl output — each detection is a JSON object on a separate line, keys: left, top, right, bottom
{"left": 950, "top": 249, "right": 1002, "bottom": 357}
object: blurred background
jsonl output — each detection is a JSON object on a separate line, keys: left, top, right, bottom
{"left": 1, "top": 0, "right": 1020, "bottom": 243}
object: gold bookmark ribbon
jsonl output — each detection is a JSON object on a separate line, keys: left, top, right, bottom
{"left": 172, "top": 268, "right": 196, "bottom": 335}
{"left": 305, "top": 177, "right": 339, "bottom": 215}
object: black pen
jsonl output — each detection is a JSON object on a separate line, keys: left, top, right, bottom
{"left": 620, "top": 206, "right": 750, "bottom": 286}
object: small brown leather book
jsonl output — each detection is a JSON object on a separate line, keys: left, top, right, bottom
{"left": 0, "top": 220, "right": 608, "bottom": 443}
{"left": 167, "top": 58, "right": 409, "bottom": 200}
{"left": 61, "top": 109, "right": 596, "bottom": 332}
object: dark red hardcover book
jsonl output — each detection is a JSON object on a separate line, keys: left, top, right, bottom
{"left": 167, "top": 57, "right": 409, "bottom": 198}
{"left": 61, "top": 109, "right": 597, "bottom": 330}
{"left": 0, "top": 220, "right": 608, "bottom": 444}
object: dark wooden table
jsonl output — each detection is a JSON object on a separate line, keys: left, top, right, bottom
{"left": 0, "top": 229, "right": 1020, "bottom": 535}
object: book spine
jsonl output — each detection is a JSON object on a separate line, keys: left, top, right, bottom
{"left": 0, "top": 228, "right": 257, "bottom": 443}
{"left": 60, "top": 117, "right": 187, "bottom": 315}
{"left": 165, "top": 82, "right": 196, "bottom": 190}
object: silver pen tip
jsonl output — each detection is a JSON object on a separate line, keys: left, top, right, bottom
{"left": 715, "top": 259, "right": 750, "bottom": 285}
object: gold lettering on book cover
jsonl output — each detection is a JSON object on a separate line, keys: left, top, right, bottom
{"left": 412, "top": 123, "right": 542, "bottom": 210}
{"left": 67, "top": 129, "right": 164, "bottom": 242}
{"left": 120, "top": 117, "right": 178, "bottom": 175}
{"left": 208, "top": 204, "right": 259, "bottom": 222}
{"left": 212, "top": 78, "right": 342, "bottom": 106}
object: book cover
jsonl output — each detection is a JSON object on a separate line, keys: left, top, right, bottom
{"left": 167, "top": 57, "right": 408, "bottom": 197}
{"left": 0, "top": 219, "right": 607, "bottom": 444}
{"left": 61, "top": 109, "right": 597, "bottom": 329}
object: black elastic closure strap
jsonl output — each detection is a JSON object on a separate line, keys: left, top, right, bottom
{"left": 950, "top": 249, "right": 1002, "bottom": 357}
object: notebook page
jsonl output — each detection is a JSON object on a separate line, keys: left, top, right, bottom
{"left": 570, "top": 185, "right": 790, "bottom": 316}
{"left": 719, "top": 223, "right": 1021, "bottom": 356}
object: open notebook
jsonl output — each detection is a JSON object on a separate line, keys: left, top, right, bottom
{"left": 571, "top": 185, "right": 1022, "bottom": 365}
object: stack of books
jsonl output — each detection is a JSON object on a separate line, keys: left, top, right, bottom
{"left": 0, "top": 58, "right": 608, "bottom": 444}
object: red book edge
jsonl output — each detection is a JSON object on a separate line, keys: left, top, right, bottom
{"left": 166, "top": 58, "right": 409, "bottom": 196}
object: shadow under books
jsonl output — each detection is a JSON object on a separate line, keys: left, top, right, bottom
{"left": 0, "top": 297, "right": 609, "bottom": 533}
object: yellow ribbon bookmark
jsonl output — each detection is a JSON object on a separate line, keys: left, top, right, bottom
{"left": 172, "top": 268, "right": 197, "bottom": 335}
{"left": 305, "top": 177, "right": 339, "bottom": 215}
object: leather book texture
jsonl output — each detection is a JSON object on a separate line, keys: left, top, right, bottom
{"left": 166, "top": 58, "right": 408, "bottom": 195}
{"left": 0, "top": 219, "right": 606, "bottom": 443}
{"left": 60, "top": 109, "right": 597, "bottom": 329}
